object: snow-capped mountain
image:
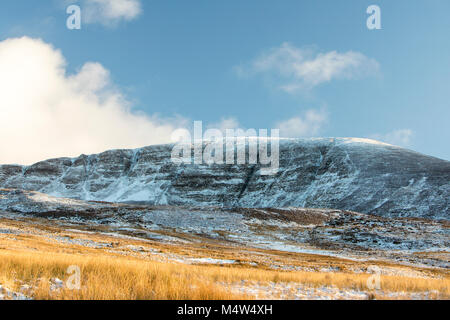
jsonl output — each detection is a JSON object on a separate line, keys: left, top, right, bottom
{"left": 0, "top": 138, "right": 448, "bottom": 220}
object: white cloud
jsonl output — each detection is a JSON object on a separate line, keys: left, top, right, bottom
{"left": 370, "top": 129, "right": 414, "bottom": 147}
{"left": 0, "top": 37, "right": 185, "bottom": 165}
{"left": 236, "top": 43, "right": 379, "bottom": 93}
{"left": 207, "top": 117, "right": 241, "bottom": 133}
{"left": 275, "top": 109, "right": 328, "bottom": 138}
{"left": 67, "top": 0, "right": 142, "bottom": 26}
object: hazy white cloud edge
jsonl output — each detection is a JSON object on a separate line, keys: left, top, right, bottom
{"left": 235, "top": 42, "right": 380, "bottom": 93}
{"left": 206, "top": 110, "right": 328, "bottom": 139}
{"left": 67, "top": 0, "right": 142, "bottom": 26}
{"left": 276, "top": 109, "right": 328, "bottom": 138}
{"left": 0, "top": 37, "right": 185, "bottom": 165}
{"left": 207, "top": 118, "right": 241, "bottom": 133}
{"left": 369, "top": 129, "right": 414, "bottom": 147}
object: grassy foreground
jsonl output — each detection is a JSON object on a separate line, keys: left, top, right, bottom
{"left": 0, "top": 249, "right": 449, "bottom": 300}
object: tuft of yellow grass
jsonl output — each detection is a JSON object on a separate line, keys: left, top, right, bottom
{"left": 0, "top": 250, "right": 248, "bottom": 300}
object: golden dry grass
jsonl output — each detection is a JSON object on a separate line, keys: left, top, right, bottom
{"left": 0, "top": 249, "right": 248, "bottom": 300}
{"left": 0, "top": 248, "right": 449, "bottom": 300}
{"left": 0, "top": 217, "right": 449, "bottom": 300}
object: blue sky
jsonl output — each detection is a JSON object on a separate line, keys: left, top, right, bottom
{"left": 1, "top": 0, "right": 449, "bottom": 163}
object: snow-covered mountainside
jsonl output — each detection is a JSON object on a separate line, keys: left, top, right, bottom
{"left": 0, "top": 138, "right": 448, "bottom": 220}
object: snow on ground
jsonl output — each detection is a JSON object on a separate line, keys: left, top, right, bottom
{"left": 0, "top": 284, "right": 32, "bottom": 301}
{"left": 0, "top": 187, "right": 448, "bottom": 273}
{"left": 221, "top": 281, "right": 368, "bottom": 300}
{"left": 219, "top": 281, "right": 440, "bottom": 300}
{"left": 183, "top": 258, "right": 236, "bottom": 265}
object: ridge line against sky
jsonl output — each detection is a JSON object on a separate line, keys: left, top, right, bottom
{"left": 1, "top": 0, "right": 449, "bottom": 163}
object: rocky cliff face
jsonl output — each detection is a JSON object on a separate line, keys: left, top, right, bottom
{"left": 0, "top": 138, "right": 448, "bottom": 220}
